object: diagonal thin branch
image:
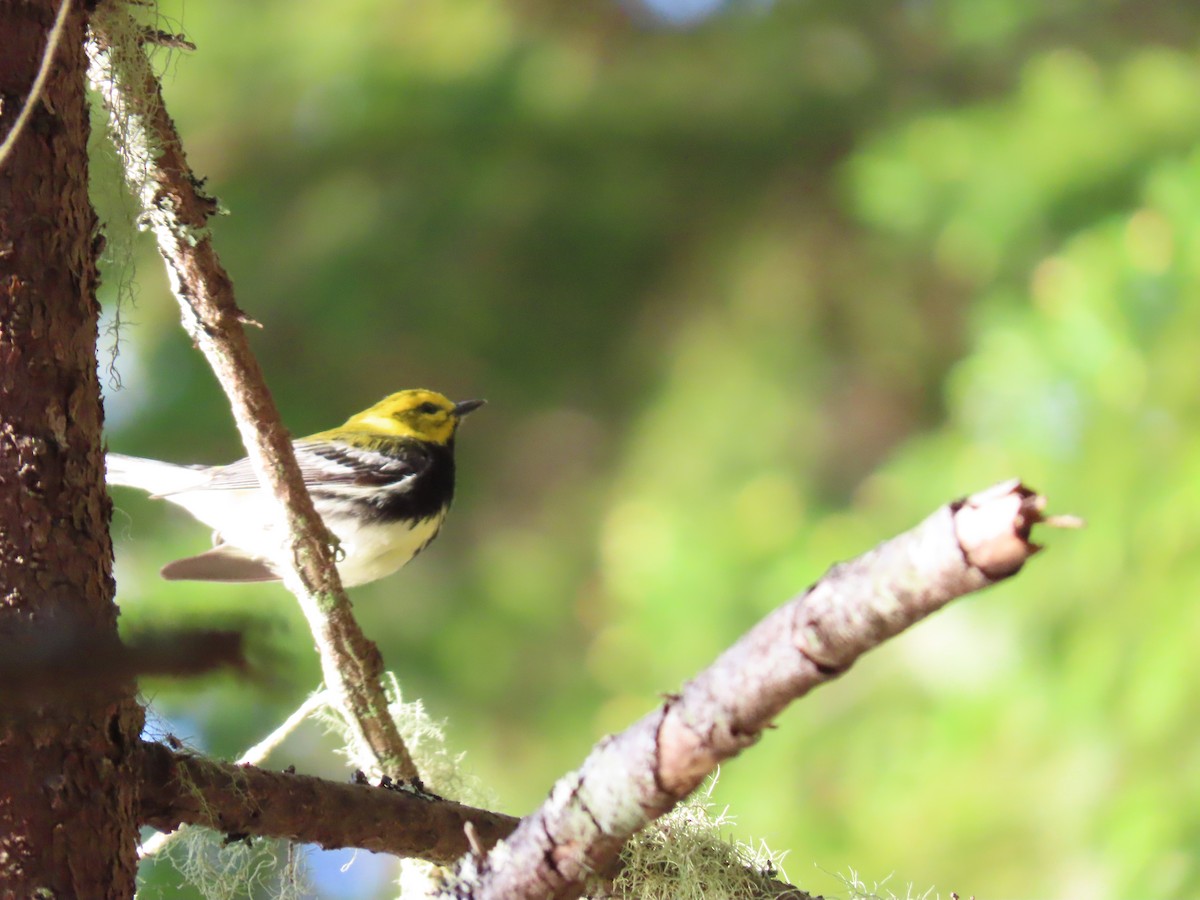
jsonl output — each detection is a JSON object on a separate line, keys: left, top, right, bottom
{"left": 457, "top": 480, "right": 1062, "bottom": 900}
{"left": 84, "top": 1, "right": 417, "bottom": 781}
{"left": 0, "top": 0, "right": 72, "bottom": 172}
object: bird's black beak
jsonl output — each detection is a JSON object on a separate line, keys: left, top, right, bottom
{"left": 454, "top": 398, "right": 486, "bottom": 418}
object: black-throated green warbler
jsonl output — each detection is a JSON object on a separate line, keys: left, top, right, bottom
{"left": 107, "top": 389, "right": 484, "bottom": 586}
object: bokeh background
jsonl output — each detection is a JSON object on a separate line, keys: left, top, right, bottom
{"left": 98, "top": 1, "right": 1200, "bottom": 897}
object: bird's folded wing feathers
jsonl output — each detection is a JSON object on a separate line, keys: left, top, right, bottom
{"left": 200, "top": 440, "right": 432, "bottom": 491}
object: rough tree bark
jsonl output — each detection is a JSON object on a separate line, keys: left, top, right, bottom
{"left": 0, "top": 0, "right": 144, "bottom": 896}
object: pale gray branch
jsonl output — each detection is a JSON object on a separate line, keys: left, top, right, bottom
{"left": 457, "top": 481, "right": 1058, "bottom": 900}
{"left": 85, "top": 1, "right": 416, "bottom": 780}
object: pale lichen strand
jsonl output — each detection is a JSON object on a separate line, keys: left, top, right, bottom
{"left": 610, "top": 779, "right": 788, "bottom": 900}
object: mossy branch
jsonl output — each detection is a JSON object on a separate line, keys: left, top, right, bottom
{"left": 135, "top": 742, "right": 814, "bottom": 899}
{"left": 84, "top": 0, "right": 417, "bottom": 781}
{"left": 135, "top": 741, "right": 516, "bottom": 866}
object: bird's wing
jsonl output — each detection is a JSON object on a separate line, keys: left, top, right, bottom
{"left": 198, "top": 440, "right": 433, "bottom": 493}
{"left": 161, "top": 545, "right": 279, "bottom": 582}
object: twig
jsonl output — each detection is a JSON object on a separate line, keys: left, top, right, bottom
{"left": 138, "top": 689, "right": 329, "bottom": 858}
{"left": 140, "top": 28, "right": 196, "bottom": 51}
{"left": 457, "top": 481, "right": 1064, "bottom": 900}
{"left": 84, "top": 1, "right": 417, "bottom": 780}
{"left": 0, "top": 0, "right": 72, "bottom": 172}
{"left": 0, "top": 623, "right": 246, "bottom": 706}
{"left": 238, "top": 688, "right": 330, "bottom": 764}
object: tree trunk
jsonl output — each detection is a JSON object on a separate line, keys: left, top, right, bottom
{"left": 0, "top": 1, "right": 143, "bottom": 896}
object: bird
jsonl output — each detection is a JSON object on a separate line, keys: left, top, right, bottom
{"left": 106, "top": 389, "right": 484, "bottom": 586}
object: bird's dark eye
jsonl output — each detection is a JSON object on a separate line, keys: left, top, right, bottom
{"left": 417, "top": 402, "right": 440, "bottom": 415}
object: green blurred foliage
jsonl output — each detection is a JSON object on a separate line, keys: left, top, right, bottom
{"left": 100, "top": 1, "right": 1200, "bottom": 897}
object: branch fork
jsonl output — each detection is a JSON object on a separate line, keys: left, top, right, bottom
{"left": 82, "top": 6, "right": 1075, "bottom": 898}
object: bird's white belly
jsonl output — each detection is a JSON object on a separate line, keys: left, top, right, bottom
{"left": 329, "top": 512, "right": 447, "bottom": 587}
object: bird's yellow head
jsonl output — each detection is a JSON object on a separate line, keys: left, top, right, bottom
{"left": 338, "top": 389, "right": 485, "bottom": 445}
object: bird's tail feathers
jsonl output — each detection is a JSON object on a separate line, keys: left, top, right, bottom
{"left": 161, "top": 545, "right": 280, "bottom": 583}
{"left": 105, "top": 453, "right": 209, "bottom": 497}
